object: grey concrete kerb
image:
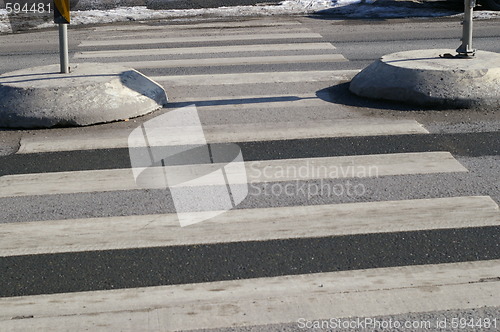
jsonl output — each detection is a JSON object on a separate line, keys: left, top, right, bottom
{"left": 350, "top": 49, "right": 500, "bottom": 108}
{"left": 0, "top": 63, "right": 168, "bottom": 128}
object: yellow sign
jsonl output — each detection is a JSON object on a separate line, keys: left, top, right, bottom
{"left": 54, "top": 0, "right": 70, "bottom": 24}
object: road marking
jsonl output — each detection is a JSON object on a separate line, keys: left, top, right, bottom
{"left": 162, "top": 91, "right": 348, "bottom": 107}
{"left": 170, "top": 20, "right": 303, "bottom": 28}
{"left": 74, "top": 43, "right": 336, "bottom": 58}
{"left": 0, "top": 152, "right": 467, "bottom": 198}
{"left": 166, "top": 94, "right": 335, "bottom": 109}
{"left": 1, "top": 260, "right": 499, "bottom": 331}
{"left": 92, "top": 27, "right": 312, "bottom": 40}
{"left": 153, "top": 70, "right": 355, "bottom": 86}
{"left": 181, "top": 119, "right": 427, "bottom": 143}
{"left": 89, "top": 20, "right": 302, "bottom": 32}
{"left": 78, "top": 33, "right": 324, "bottom": 46}
{"left": 17, "top": 118, "right": 427, "bottom": 153}
{"left": 107, "top": 54, "right": 346, "bottom": 68}
{"left": 0, "top": 196, "right": 496, "bottom": 256}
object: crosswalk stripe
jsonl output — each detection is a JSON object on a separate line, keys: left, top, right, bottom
{"left": 165, "top": 91, "right": 354, "bottom": 107}
{"left": 93, "top": 27, "right": 313, "bottom": 40}
{"left": 166, "top": 94, "right": 334, "bottom": 109}
{"left": 153, "top": 70, "right": 355, "bottom": 86}
{"left": 1, "top": 260, "right": 499, "bottom": 330}
{"left": 0, "top": 196, "right": 496, "bottom": 257}
{"left": 89, "top": 20, "right": 302, "bottom": 32}
{"left": 0, "top": 152, "right": 467, "bottom": 198}
{"left": 171, "top": 20, "right": 302, "bottom": 28}
{"left": 107, "top": 54, "right": 347, "bottom": 68}
{"left": 74, "top": 43, "right": 336, "bottom": 58}
{"left": 162, "top": 119, "right": 426, "bottom": 143}
{"left": 78, "top": 33, "right": 324, "bottom": 46}
{"left": 17, "top": 119, "right": 428, "bottom": 154}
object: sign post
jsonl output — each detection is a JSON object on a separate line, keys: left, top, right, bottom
{"left": 456, "top": 0, "right": 476, "bottom": 57}
{"left": 54, "top": 0, "right": 70, "bottom": 73}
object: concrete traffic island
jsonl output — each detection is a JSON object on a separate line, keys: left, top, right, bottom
{"left": 0, "top": 63, "right": 168, "bottom": 128}
{"left": 349, "top": 49, "right": 500, "bottom": 109}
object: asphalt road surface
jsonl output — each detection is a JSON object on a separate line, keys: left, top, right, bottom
{"left": 0, "top": 12, "right": 499, "bottom": 332}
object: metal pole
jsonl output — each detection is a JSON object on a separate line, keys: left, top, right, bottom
{"left": 58, "top": 23, "right": 69, "bottom": 73}
{"left": 456, "top": 0, "right": 476, "bottom": 57}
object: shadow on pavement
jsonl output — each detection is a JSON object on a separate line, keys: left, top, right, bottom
{"left": 309, "top": 0, "right": 462, "bottom": 20}
{"left": 316, "top": 83, "right": 427, "bottom": 111}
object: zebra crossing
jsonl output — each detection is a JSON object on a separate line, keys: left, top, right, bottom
{"left": 0, "top": 152, "right": 469, "bottom": 197}
{"left": 1, "top": 196, "right": 499, "bottom": 257}
{"left": 1, "top": 17, "right": 499, "bottom": 331}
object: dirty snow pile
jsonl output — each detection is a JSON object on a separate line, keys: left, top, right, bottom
{"left": 1, "top": 0, "right": 499, "bottom": 33}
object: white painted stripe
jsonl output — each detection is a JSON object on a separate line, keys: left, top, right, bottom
{"left": 0, "top": 152, "right": 467, "bottom": 198}
{"left": 153, "top": 70, "right": 355, "bottom": 86}
{"left": 1, "top": 260, "right": 499, "bottom": 331}
{"left": 0, "top": 196, "right": 496, "bottom": 256}
{"left": 172, "top": 92, "right": 319, "bottom": 104}
{"left": 94, "top": 27, "right": 312, "bottom": 40}
{"left": 168, "top": 94, "right": 332, "bottom": 110}
{"left": 17, "top": 118, "right": 428, "bottom": 154}
{"left": 74, "top": 43, "right": 336, "bottom": 58}
{"left": 108, "top": 54, "right": 346, "bottom": 68}
{"left": 79, "top": 33, "right": 323, "bottom": 46}
{"left": 170, "top": 20, "right": 302, "bottom": 29}
{"left": 90, "top": 20, "right": 302, "bottom": 32}
{"left": 201, "top": 119, "right": 426, "bottom": 142}
{"left": 165, "top": 92, "right": 354, "bottom": 108}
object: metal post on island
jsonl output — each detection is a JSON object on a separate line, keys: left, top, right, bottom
{"left": 54, "top": 0, "right": 71, "bottom": 73}
{"left": 456, "top": 0, "right": 476, "bottom": 57}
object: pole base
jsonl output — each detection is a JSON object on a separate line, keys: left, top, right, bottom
{"left": 350, "top": 49, "right": 500, "bottom": 108}
{"left": 456, "top": 45, "right": 476, "bottom": 58}
{"left": 0, "top": 63, "right": 168, "bottom": 128}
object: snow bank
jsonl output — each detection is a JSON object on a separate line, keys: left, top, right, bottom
{"left": 1, "top": 1, "right": 499, "bottom": 34}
